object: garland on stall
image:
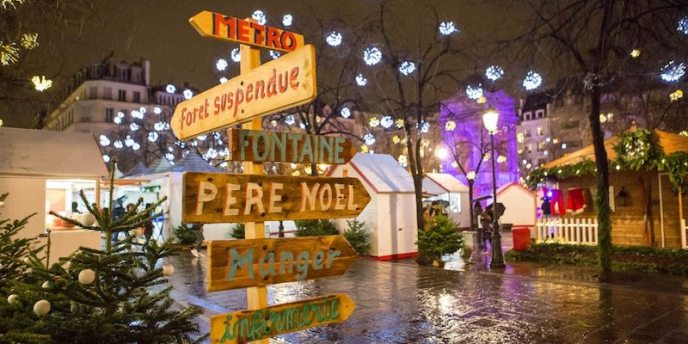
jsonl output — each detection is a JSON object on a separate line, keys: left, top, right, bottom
{"left": 525, "top": 129, "right": 688, "bottom": 191}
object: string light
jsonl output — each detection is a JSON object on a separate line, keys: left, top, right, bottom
{"left": 363, "top": 47, "right": 382, "bottom": 65}
{"left": 153, "top": 106, "right": 161, "bottom": 114}
{"left": 438, "top": 21, "right": 458, "bottom": 36}
{"left": 523, "top": 71, "right": 543, "bottom": 90}
{"left": 129, "top": 123, "right": 140, "bottom": 131}
{"left": 678, "top": 17, "right": 688, "bottom": 35}
{"left": 670, "top": 89, "right": 684, "bottom": 101}
{"left": 148, "top": 132, "right": 158, "bottom": 142}
{"left": 340, "top": 107, "right": 351, "bottom": 118}
{"left": 231, "top": 48, "right": 241, "bottom": 62}
{"left": 420, "top": 121, "right": 430, "bottom": 133}
{"left": 380, "top": 116, "right": 393, "bottom": 129}
{"left": 660, "top": 61, "right": 686, "bottom": 82}
{"left": 20, "top": 33, "right": 38, "bottom": 49}
{"left": 114, "top": 140, "right": 123, "bottom": 149}
{"left": 269, "top": 51, "right": 281, "bottom": 60}
{"left": 166, "top": 84, "right": 176, "bottom": 93}
{"left": 399, "top": 61, "right": 416, "bottom": 75}
{"left": 183, "top": 89, "right": 193, "bottom": 99}
{"left": 0, "top": 42, "right": 18, "bottom": 65}
{"left": 369, "top": 117, "right": 380, "bottom": 127}
{"left": 630, "top": 49, "right": 641, "bottom": 58}
{"left": 364, "top": 133, "right": 376, "bottom": 145}
{"left": 326, "top": 32, "right": 342, "bottom": 47}
{"left": 102, "top": 155, "right": 110, "bottom": 163}
{"left": 99, "top": 135, "right": 110, "bottom": 146}
{"left": 282, "top": 14, "right": 293, "bottom": 27}
{"left": 466, "top": 85, "right": 483, "bottom": 100}
{"left": 485, "top": 65, "right": 504, "bottom": 81}
{"left": 154, "top": 122, "right": 165, "bottom": 131}
{"left": 395, "top": 118, "right": 405, "bottom": 128}
{"left": 216, "top": 58, "right": 228, "bottom": 71}
{"left": 284, "top": 115, "right": 295, "bottom": 125}
{"left": 355, "top": 73, "right": 367, "bottom": 86}
{"left": 131, "top": 110, "right": 143, "bottom": 119}
{"left": 31, "top": 75, "right": 52, "bottom": 91}
{"left": 252, "top": 10, "right": 267, "bottom": 25}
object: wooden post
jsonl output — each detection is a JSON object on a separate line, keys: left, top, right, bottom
{"left": 237, "top": 43, "right": 268, "bottom": 344}
{"left": 679, "top": 186, "right": 685, "bottom": 248}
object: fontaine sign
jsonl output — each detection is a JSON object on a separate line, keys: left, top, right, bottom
{"left": 170, "top": 44, "right": 316, "bottom": 140}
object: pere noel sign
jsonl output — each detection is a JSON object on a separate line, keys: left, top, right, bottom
{"left": 170, "top": 44, "right": 316, "bottom": 140}
{"left": 183, "top": 172, "right": 371, "bottom": 223}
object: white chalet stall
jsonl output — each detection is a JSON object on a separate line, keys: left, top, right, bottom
{"left": 0, "top": 127, "right": 106, "bottom": 263}
{"left": 329, "top": 153, "right": 418, "bottom": 260}
{"left": 423, "top": 173, "right": 470, "bottom": 228}
{"left": 488, "top": 183, "right": 537, "bottom": 228}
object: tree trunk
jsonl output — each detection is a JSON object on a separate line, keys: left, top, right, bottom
{"left": 413, "top": 174, "right": 424, "bottom": 232}
{"left": 590, "top": 85, "right": 613, "bottom": 282}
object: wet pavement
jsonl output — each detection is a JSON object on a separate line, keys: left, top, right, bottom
{"left": 166, "top": 249, "right": 688, "bottom": 344}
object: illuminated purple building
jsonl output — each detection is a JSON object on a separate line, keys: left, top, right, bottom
{"left": 439, "top": 89, "right": 520, "bottom": 199}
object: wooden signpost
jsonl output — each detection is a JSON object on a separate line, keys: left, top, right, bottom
{"left": 227, "top": 128, "right": 356, "bottom": 164}
{"left": 206, "top": 236, "right": 356, "bottom": 291}
{"left": 209, "top": 294, "right": 355, "bottom": 343}
{"left": 183, "top": 172, "right": 371, "bottom": 223}
{"left": 183, "top": 11, "right": 361, "bottom": 343}
{"left": 170, "top": 44, "right": 316, "bottom": 140}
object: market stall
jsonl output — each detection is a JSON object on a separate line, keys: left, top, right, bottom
{"left": 422, "top": 173, "right": 470, "bottom": 228}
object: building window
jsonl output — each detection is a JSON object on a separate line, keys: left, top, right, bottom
{"left": 89, "top": 87, "right": 98, "bottom": 99}
{"left": 118, "top": 90, "right": 126, "bottom": 101}
{"left": 526, "top": 144, "right": 533, "bottom": 153}
{"left": 103, "top": 87, "right": 112, "bottom": 100}
{"left": 524, "top": 112, "right": 532, "bottom": 121}
{"left": 536, "top": 126, "right": 544, "bottom": 136}
{"left": 537, "top": 142, "right": 546, "bottom": 152}
{"left": 133, "top": 91, "right": 141, "bottom": 103}
{"left": 524, "top": 129, "right": 531, "bottom": 138}
{"left": 536, "top": 109, "right": 545, "bottom": 118}
{"left": 105, "top": 108, "right": 114, "bottom": 122}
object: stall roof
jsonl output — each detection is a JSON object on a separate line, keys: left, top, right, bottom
{"left": 0, "top": 127, "right": 107, "bottom": 178}
{"left": 423, "top": 173, "right": 468, "bottom": 194}
{"left": 171, "top": 151, "right": 222, "bottom": 173}
{"left": 544, "top": 130, "right": 688, "bottom": 169}
{"left": 148, "top": 157, "right": 174, "bottom": 174}
{"left": 123, "top": 162, "right": 150, "bottom": 178}
{"left": 331, "top": 153, "right": 415, "bottom": 193}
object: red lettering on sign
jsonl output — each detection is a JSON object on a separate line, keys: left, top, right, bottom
{"left": 237, "top": 19, "right": 250, "bottom": 42}
{"left": 290, "top": 67, "right": 300, "bottom": 89}
{"left": 250, "top": 23, "right": 266, "bottom": 45}
{"left": 280, "top": 32, "right": 297, "bottom": 51}
{"left": 266, "top": 28, "right": 280, "bottom": 49}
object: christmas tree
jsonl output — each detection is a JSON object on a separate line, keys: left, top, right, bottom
{"left": 0, "top": 161, "right": 207, "bottom": 343}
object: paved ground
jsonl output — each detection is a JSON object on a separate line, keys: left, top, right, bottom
{"left": 167, "top": 248, "right": 688, "bottom": 344}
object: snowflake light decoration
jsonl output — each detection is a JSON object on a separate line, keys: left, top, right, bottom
{"left": 219, "top": 77, "right": 228, "bottom": 84}
{"left": 148, "top": 132, "right": 158, "bottom": 142}
{"left": 216, "top": 58, "right": 228, "bottom": 71}
{"left": 368, "top": 117, "right": 380, "bottom": 127}
{"left": 183, "top": 89, "right": 193, "bottom": 99}
{"left": 340, "top": 107, "right": 351, "bottom": 118}
{"left": 284, "top": 115, "right": 295, "bottom": 126}
{"left": 660, "top": 61, "right": 686, "bottom": 82}
{"left": 497, "top": 155, "right": 507, "bottom": 163}
{"left": 124, "top": 136, "right": 135, "bottom": 147}
{"left": 165, "top": 153, "right": 175, "bottom": 162}
{"left": 0, "top": 42, "right": 18, "bottom": 66}
{"left": 670, "top": 89, "right": 684, "bottom": 102}
{"left": 466, "top": 84, "right": 483, "bottom": 100}
{"left": 398, "top": 155, "right": 408, "bottom": 167}
{"left": 380, "top": 116, "right": 393, "bottom": 129}
{"left": 113, "top": 117, "right": 122, "bottom": 124}
{"left": 326, "top": 32, "right": 342, "bottom": 47}
{"left": 399, "top": 61, "right": 416, "bottom": 76}
{"left": 153, "top": 106, "right": 161, "bottom": 114}
{"left": 99, "top": 135, "right": 110, "bottom": 146}
{"left": 523, "top": 71, "right": 543, "bottom": 90}
{"left": 131, "top": 110, "right": 143, "bottom": 119}
{"left": 231, "top": 48, "right": 241, "bottom": 62}
{"left": 269, "top": 50, "right": 281, "bottom": 59}
{"left": 166, "top": 84, "right": 176, "bottom": 93}
{"left": 129, "top": 123, "right": 140, "bottom": 131}
{"left": 114, "top": 140, "right": 123, "bottom": 149}
{"left": 438, "top": 21, "right": 458, "bottom": 36}
{"left": 102, "top": 155, "right": 110, "bottom": 163}
{"left": 1, "top": 0, "right": 24, "bottom": 10}
{"left": 355, "top": 73, "right": 367, "bottom": 86}
{"left": 20, "top": 33, "right": 38, "bottom": 50}
{"left": 678, "top": 17, "right": 688, "bottom": 35}
{"left": 252, "top": 10, "right": 267, "bottom": 25}
{"left": 31, "top": 75, "right": 52, "bottom": 91}
{"left": 363, "top": 133, "right": 376, "bottom": 145}
{"left": 282, "top": 14, "right": 293, "bottom": 27}
{"left": 485, "top": 65, "right": 504, "bottom": 81}
{"left": 420, "top": 121, "right": 430, "bottom": 133}
{"left": 154, "top": 122, "right": 165, "bottom": 131}
{"left": 139, "top": 107, "right": 146, "bottom": 114}
{"left": 445, "top": 120, "right": 456, "bottom": 131}
{"left": 363, "top": 47, "right": 382, "bottom": 66}
{"left": 395, "top": 118, "right": 405, "bottom": 128}
{"left": 197, "top": 134, "right": 207, "bottom": 141}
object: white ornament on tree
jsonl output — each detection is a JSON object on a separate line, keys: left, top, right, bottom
{"left": 33, "top": 299, "right": 50, "bottom": 316}
{"left": 78, "top": 269, "right": 96, "bottom": 285}
{"left": 7, "top": 294, "right": 18, "bottom": 304}
{"left": 42, "top": 281, "right": 51, "bottom": 289}
{"left": 162, "top": 264, "right": 175, "bottom": 276}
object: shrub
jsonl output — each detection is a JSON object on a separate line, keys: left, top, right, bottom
{"left": 342, "top": 219, "right": 371, "bottom": 256}
{"left": 416, "top": 214, "right": 463, "bottom": 265}
{"left": 172, "top": 223, "right": 198, "bottom": 245}
{"left": 230, "top": 223, "right": 245, "bottom": 239}
{"left": 294, "top": 220, "right": 339, "bottom": 237}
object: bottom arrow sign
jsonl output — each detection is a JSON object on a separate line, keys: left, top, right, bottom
{"left": 210, "top": 293, "right": 355, "bottom": 343}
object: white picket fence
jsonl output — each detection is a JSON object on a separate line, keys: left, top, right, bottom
{"left": 535, "top": 218, "right": 598, "bottom": 245}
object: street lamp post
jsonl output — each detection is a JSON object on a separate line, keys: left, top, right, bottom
{"left": 482, "top": 108, "right": 505, "bottom": 269}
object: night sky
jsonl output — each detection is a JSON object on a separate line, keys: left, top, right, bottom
{"left": 5, "top": 0, "right": 524, "bottom": 128}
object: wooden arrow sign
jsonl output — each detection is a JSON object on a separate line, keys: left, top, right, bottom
{"left": 207, "top": 235, "right": 356, "bottom": 291}
{"left": 228, "top": 128, "right": 356, "bottom": 164}
{"left": 171, "top": 45, "right": 316, "bottom": 140}
{"left": 189, "top": 10, "right": 305, "bottom": 52}
{"left": 210, "top": 293, "right": 355, "bottom": 343}
{"left": 183, "top": 172, "right": 371, "bottom": 223}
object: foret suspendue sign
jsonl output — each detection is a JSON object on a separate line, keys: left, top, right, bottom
{"left": 171, "top": 45, "right": 316, "bottom": 140}
{"left": 183, "top": 172, "right": 371, "bottom": 223}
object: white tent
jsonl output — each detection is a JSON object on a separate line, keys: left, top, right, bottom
{"left": 423, "top": 173, "right": 470, "bottom": 228}
{"left": 328, "top": 153, "right": 418, "bottom": 260}
{"left": 0, "top": 127, "right": 106, "bottom": 262}
{"left": 485, "top": 182, "right": 537, "bottom": 228}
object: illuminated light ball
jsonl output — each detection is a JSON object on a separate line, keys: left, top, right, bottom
{"left": 139, "top": 107, "right": 146, "bottom": 114}
{"left": 360, "top": 144, "right": 369, "bottom": 153}
{"left": 132, "top": 142, "right": 140, "bottom": 151}
{"left": 251, "top": 10, "right": 267, "bottom": 25}
{"left": 466, "top": 171, "right": 476, "bottom": 180}
{"left": 445, "top": 120, "right": 456, "bottom": 131}
{"left": 102, "top": 155, "right": 110, "bottom": 163}
{"left": 438, "top": 21, "right": 458, "bottom": 36}
{"left": 153, "top": 106, "right": 161, "bottom": 114}
{"left": 497, "top": 155, "right": 507, "bottom": 163}
{"left": 231, "top": 48, "right": 241, "bottom": 62}
{"left": 269, "top": 50, "right": 281, "bottom": 60}
{"left": 670, "top": 89, "right": 684, "bottom": 102}
{"left": 326, "top": 31, "right": 343, "bottom": 47}
{"left": 113, "top": 116, "right": 122, "bottom": 124}
{"left": 284, "top": 115, "right": 295, "bottom": 126}
{"left": 154, "top": 122, "right": 165, "bottom": 131}
{"left": 270, "top": 119, "right": 278, "bottom": 127}
{"left": 616, "top": 165, "right": 621, "bottom": 171}
{"left": 399, "top": 61, "right": 416, "bottom": 76}
{"left": 630, "top": 49, "right": 640, "bottom": 58}
{"left": 363, "top": 47, "right": 382, "bottom": 66}
{"left": 220, "top": 77, "right": 228, "bottom": 84}
{"left": 282, "top": 14, "right": 293, "bottom": 27}
{"left": 485, "top": 65, "right": 504, "bottom": 81}
{"left": 466, "top": 84, "right": 483, "bottom": 100}
{"left": 340, "top": 107, "right": 351, "bottom": 118}
{"left": 129, "top": 123, "right": 140, "bottom": 132}
{"left": 183, "top": 89, "right": 193, "bottom": 100}
{"left": 477, "top": 96, "right": 487, "bottom": 104}
{"left": 99, "top": 135, "right": 110, "bottom": 146}
{"left": 599, "top": 114, "right": 607, "bottom": 123}
{"left": 368, "top": 117, "right": 380, "bottom": 127}
{"left": 166, "top": 84, "right": 176, "bottom": 93}
{"left": 78, "top": 269, "right": 96, "bottom": 285}
{"left": 678, "top": 17, "right": 688, "bottom": 35}
{"left": 31, "top": 75, "right": 52, "bottom": 91}
{"left": 380, "top": 116, "right": 393, "bottom": 129}
{"left": 522, "top": 159, "right": 528, "bottom": 166}
{"left": 526, "top": 163, "right": 532, "bottom": 169}
{"left": 114, "top": 140, "right": 123, "bottom": 149}
{"left": 7, "top": 294, "right": 19, "bottom": 304}
{"left": 148, "top": 132, "right": 158, "bottom": 142}
{"left": 197, "top": 134, "right": 207, "bottom": 141}
{"left": 33, "top": 300, "right": 50, "bottom": 316}
{"left": 562, "top": 143, "right": 567, "bottom": 149}
{"left": 162, "top": 264, "right": 175, "bottom": 276}
{"left": 523, "top": 71, "right": 542, "bottom": 90}
{"left": 363, "top": 133, "right": 376, "bottom": 145}
{"left": 216, "top": 58, "right": 228, "bottom": 71}
{"left": 420, "top": 121, "right": 430, "bottom": 133}
{"left": 355, "top": 73, "right": 367, "bottom": 86}
{"left": 660, "top": 61, "right": 686, "bottom": 82}
{"left": 395, "top": 118, "right": 405, "bottom": 128}
{"left": 131, "top": 110, "right": 143, "bottom": 119}
{"left": 398, "top": 154, "right": 408, "bottom": 167}
{"left": 434, "top": 147, "right": 448, "bottom": 160}
{"left": 41, "top": 281, "right": 50, "bottom": 289}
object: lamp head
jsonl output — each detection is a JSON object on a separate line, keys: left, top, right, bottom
{"left": 482, "top": 108, "right": 499, "bottom": 133}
